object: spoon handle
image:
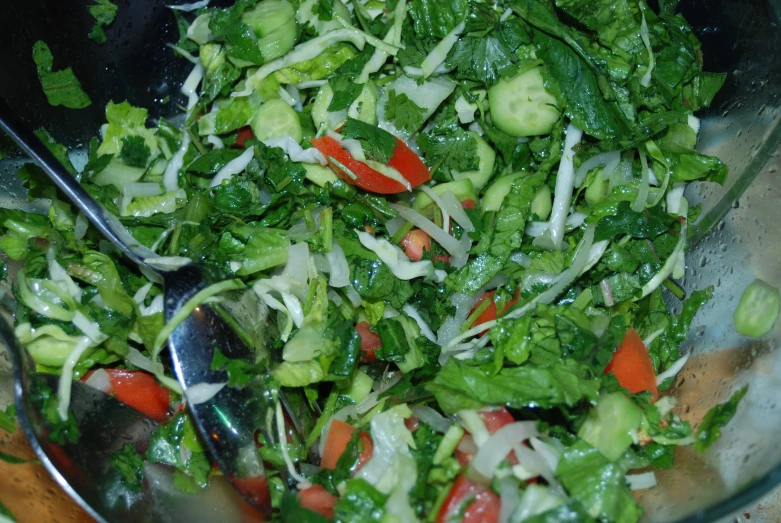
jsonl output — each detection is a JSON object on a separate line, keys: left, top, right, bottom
{"left": 0, "top": 98, "right": 157, "bottom": 270}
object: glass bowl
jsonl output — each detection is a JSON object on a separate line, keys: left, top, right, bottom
{"left": 1, "top": 0, "right": 780, "bottom": 521}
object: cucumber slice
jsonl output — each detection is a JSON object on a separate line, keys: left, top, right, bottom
{"left": 412, "top": 179, "right": 477, "bottom": 215}
{"left": 348, "top": 80, "right": 378, "bottom": 125}
{"left": 304, "top": 163, "right": 338, "bottom": 187}
{"left": 482, "top": 172, "right": 527, "bottom": 212}
{"left": 341, "top": 369, "right": 374, "bottom": 404}
{"left": 578, "top": 391, "right": 642, "bottom": 462}
{"left": 531, "top": 184, "right": 552, "bottom": 220}
{"left": 258, "top": 22, "right": 298, "bottom": 62}
{"left": 488, "top": 67, "right": 560, "bottom": 137}
{"left": 734, "top": 279, "right": 781, "bottom": 338}
{"left": 312, "top": 81, "right": 377, "bottom": 131}
{"left": 242, "top": 0, "right": 295, "bottom": 37}
{"left": 451, "top": 132, "right": 495, "bottom": 189}
{"left": 251, "top": 99, "right": 303, "bottom": 143}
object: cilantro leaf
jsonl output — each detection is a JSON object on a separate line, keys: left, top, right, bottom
{"left": 87, "top": 0, "right": 118, "bottom": 44}
{"left": 385, "top": 91, "right": 427, "bottom": 134}
{"left": 408, "top": 0, "right": 469, "bottom": 39}
{"left": 0, "top": 405, "right": 16, "bottom": 433}
{"left": 119, "top": 135, "right": 151, "bottom": 168}
{"left": 334, "top": 478, "right": 388, "bottom": 523}
{"left": 340, "top": 118, "right": 398, "bottom": 164}
{"left": 417, "top": 119, "right": 479, "bottom": 174}
{"left": 594, "top": 201, "right": 677, "bottom": 242}
{"left": 32, "top": 41, "right": 92, "bottom": 109}
{"left": 695, "top": 385, "right": 748, "bottom": 453}
{"left": 209, "top": 0, "right": 265, "bottom": 65}
{"left": 109, "top": 443, "right": 145, "bottom": 492}
{"left": 316, "top": 0, "right": 334, "bottom": 21}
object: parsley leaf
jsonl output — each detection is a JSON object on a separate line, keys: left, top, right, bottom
{"left": 340, "top": 118, "right": 398, "bottom": 164}
{"left": 695, "top": 385, "right": 748, "bottom": 453}
{"left": 327, "top": 50, "right": 374, "bottom": 112}
{"left": 87, "top": 0, "right": 118, "bottom": 44}
{"left": 445, "top": 19, "right": 529, "bottom": 85}
{"left": 32, "top": 41, "right": 92, "bottom": 109}
{"left": 417, "top": 119, "right": 479, "bottom": 174}
{"left": 119, "top": 136, "right": 151, "bottom": 168}
{"left": 385, "top": 90, "right": 426, "bottom": 134}
{"left": 209, "top": 0, "right": 265, "bottom": 65}
{"left": 109, "top": 443, "right": 145, "bottom": 492}
{"left": 316, "top": 0, "right": 334, "bottom": 21}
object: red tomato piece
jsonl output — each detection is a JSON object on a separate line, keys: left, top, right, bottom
{"left": 235, "top": 126, "right": 254, "bottom": 148}
{"left": 355, "top": 321, "right": 381, "bottom": 363}
{"left": 461, "top": 199, "right": 476, "bottom": 210}
{"left": 356, "top": 431, "right": 373, "bottom": 471}
{"left": 232, "top": 475, "right": 271, "bottom": 515}
{"left": 437, "top": 475, "right": 501, "bottom": 523}
{"left": 400, "top": 229, "right": 432, "bottom": 261}
{"left": 469, "top": 289, "right": 521, "bottom": 335}
{"left": 604, "top": 328, "right": 659, "bottom": 401}
{"left": 321, "top": 419, "right": 355, "bottom": 470}
{"left": 479, "top": 407, "right": 515, "bottom": 433}
{"left": 298, "top": 484, "right": 338, "bottom": 519}
{"left": 102, "top": 369, "right": 170, "bottom": 423}
{"left": 404, "top": 415, "right": 420, "bottom": 433}
{"left": 311, "top": 135, "right": 430, "bottom": 194}
{"left": 455, "top": 434, "right": 477, "bottom": 467}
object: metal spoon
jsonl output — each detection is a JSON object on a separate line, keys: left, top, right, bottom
{"left": 0, "top": 98, "right": 288, "bottom": 514}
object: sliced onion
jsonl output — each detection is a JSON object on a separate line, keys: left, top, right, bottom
{"left": 126, "top": 347, "right": 164, "bottom": 375}
{"left": 84, "top": 368, "right": 112, "bottom": 394}
{"left": 505, "top": 224, "right": 596, "bottom": 320}
{"left": 344, "top": 285, "right": 363, "bottom": 307}
{"left": 509, "top": 251, "right": 533, "bottom": 268}
{"left": 574, "top": 151, "right": 620, "bottom": 188}
{"left": 498, "top": 477, "right": 521, "bottom": 523}
{"left": 457, "top": 410, "right": 490, "bottom": 447}
{"left": 626, "top": 471, "right": 658, "bottom": 490}
{"left": 440, "top": 190, "right": 475, "bottom": 232}
{"left": 58, "top": 336, "right": 92, "bottom": 421}
{"left": 75, "top": 212, "right": 89, "bottom": 240}
{"left": 548, "top": 123, "right": 583, "bottom": 250}
{"left": 656, "top": 349, "right": 691, "bottom": 385}
{"left": 206, "top": 135, "right": 224, "bottom": 149}
{"left": 168, "top": 0, "right": 210, "bottom": 12}
{"left": 263, "top": 136, "right": 326, "bottom": 165}
{"left": 632, "top": 149, "right": 650, "bottom": 212}
{"left": 209, "top": 147, "right": 255, "bottom": 188}
{"left": 421, "top": 21, "right": 465, "bottom": 78}
{"left": 419, "top": 185, "right": 450, "bottom": 233}
{"left": 384, "top": 216, "right": 407, "bottom": 237}
{"left": 436, "top": 292, "right": 479, "bottom": 346}
{"left": 144, "top": 256, "right": 192, "bottom": 271}
{"left": 327, "top": 289, "right": 343, "bottom": 306}
{"left": 412, "top": 406, "right": 453, "bottom": 433}
{"left": 390, "top": 203, "right": 465, "bottom": 257}
{"left": 186, "top": 382, "right": 227, "bottom": 405}
{"left": 163, "top": 127, "right": 190, "bottom": 192}
{"left": 325, "top": 241, "right": 350, "bottom": 288}
{"left": 402, "top": 304, "right": 436, "bottom": 342}
{"left": 472, "top": 421, "right": 540, "bottom": 478}
{"left": 73, "top": 310, "right": 106, "bottom": 343}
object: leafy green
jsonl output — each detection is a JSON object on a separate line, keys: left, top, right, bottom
{"left": 146, "top": 412, "right": 211, "bottom": 490}
{"left": 695, "top": 385, "right": 748, "bottom": 453}
{"left": 209, "top": 0, "right": 265, "bottom": 65}
{"left": 87, "top": 0, "right": 118, "bottom": 44}
{"left": 333, "top": 478, "right": 388, "bottom": 522}
{"left": 385, "top": 91, "right": 427, "bottom": 135}
{"left": 556, "top": 440, "right": 642, "bottom": 523}
{"left": 340, "top": 118, "right": 398, "bottom": 164}
{"left": 533, "top": 31, "right": 628, "bottom": 141}
{"left": 447, "top": 173, "right": 545, "bottom": 294}
{"left": 417, "top": 118, "right": 479, "bottom": 174}
{"left": 446, "top": 18, "right": 529, "bottom": 86}
{"left": 0, "top": 405, "right": 17, "bottom": 433}
{"left": 0, "top": 500, "right": 15, "bottom": 522}
{"left": 119, "top": 136, "right": 151, "bottom": 168}
{"left": 32, "top": 41, "right": 92, "bottom": 109}
{"left": 408, "top": 0, "right": 469, "bottom": 39}
{"left": 428, "top": 357, "right": 599, "bottom": 414}
{"left": 594, "top": 201, "right": 676, "bottom": 242}
{"left": 109, "top": 443, "right": 145, "bottom": 492}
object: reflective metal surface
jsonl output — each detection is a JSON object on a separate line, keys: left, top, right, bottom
{"left": 0, "top": 311, "right": 162, "bottom": 523}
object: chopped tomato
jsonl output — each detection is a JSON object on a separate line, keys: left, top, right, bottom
{"left": 355, "top": 321, "right": 381, "bottom": 363}
{"left": 298, "top": 484, "right": 338, "bottom": 519}
{"left": 605, "top": 328, "right": 659, "bottom": 401}
{"left": 232, "top": 475, "right": 272, "bottom": 515}
{"left": 356, "top": 431, "right": 373, "bottom": 471}
{"left": 321, "top": 420, "right": 373, "bottom": 472}
{"left": 404, "top": 415, "right": 420, "bottom": 433}
{"left": 311, "top": 135, "right": 430, "bottom": 194}
{"left": 470, "top": 289, "right": 521, "bottom": 335}
{"left": 321, "top": 419, "right": 355, "bottom": 470}
{"left": 437, "top": 475, "right": 501, "bottom": 523}
{"left": 461, "top": 199, "right": 476, "bottom": 210}
{"left": 235, "top": 126, "right": 254, "bottom": 148}
{"left": 81, "top": 369, "right": 170, "bottom": 422}
{"left": 479, "top": 407, "right": 515, "bottom": 433}
{"left": 456, "top": 408, "right": 516, "bottom": 467}
{"left": 401, "top": 229, "right": 432, "bottom": 261}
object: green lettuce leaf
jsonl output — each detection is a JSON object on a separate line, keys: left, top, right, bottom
{"left": 32, "top": 41, "right": 91, "bottom": 109}
{"left": 695, "top": 385, "right": 748, "bottom": 452}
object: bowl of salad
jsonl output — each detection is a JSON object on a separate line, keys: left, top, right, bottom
{"left": 0, "top": 0, "right": 780, "bottom": 521}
